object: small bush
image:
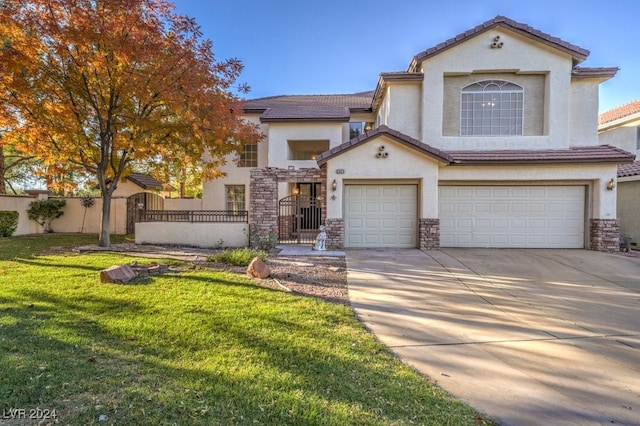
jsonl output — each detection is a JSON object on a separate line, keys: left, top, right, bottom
{"left": 207, "top": 248, "right": 268, "bottom": 266}
{"left": 0, "top": 211, "right": 19, "bottom": 237}
{"left": 27, "top": 198, "right": 66, "bottom": 233}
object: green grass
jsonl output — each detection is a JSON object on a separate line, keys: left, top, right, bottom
{"left": 0, "top": 235, "right": 491, "bottom": 425}
{"left": 207, "top": 247, "right": 268, "bottom": 266}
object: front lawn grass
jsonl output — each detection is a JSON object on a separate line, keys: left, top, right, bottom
{"left": 0, "top": 235, "right": 491, "bottom": 425}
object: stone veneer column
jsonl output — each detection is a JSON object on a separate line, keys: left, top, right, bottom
{"left": 419, "top": 218, "right": 440, "bottom": 250}
{"left": 249, "top": 169, "right": 278, "bottom": 248}
{"left": 589, "top": 218, "right": 620, "bottom": 252}
{"left": 324, "top": 218, "right": 344, "bottom": 250}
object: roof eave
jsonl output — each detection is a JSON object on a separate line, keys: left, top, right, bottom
{"left": 260, "top": 117, "right": 350, "bottom": 123}
{"left": 409, "top": 16, "right": 589, "bottom": 72}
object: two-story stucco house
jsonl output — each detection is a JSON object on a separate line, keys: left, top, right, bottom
{"left": 598, "top": 101, "right": 640, "bottom": 245}
{"left": 202, "top": 15, "right": 634, "bottom": 251}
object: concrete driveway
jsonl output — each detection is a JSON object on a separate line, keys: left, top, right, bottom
{"left": 346, "top": 249, "right": 640, "bottom": 426}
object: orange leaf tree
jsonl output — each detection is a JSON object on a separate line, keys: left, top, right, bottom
{"left": 0, "top": 0, "right": 262, "bottom": 246}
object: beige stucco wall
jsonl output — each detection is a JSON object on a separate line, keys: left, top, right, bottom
{"left": 439, "top": 163, "right": 619, "bottom": 219}
{"left": 442, "top": 73, "right": 545, "bottom": 137}
{"left": 384, "top": 83, "right": 421, "bottom": 139}
{"left": 112, "top": 179, "right": 150, "bottom": 197}
{"left": 135, "top": 222, "right": 248, "bottom": 248}
{"left": 325, "top": 135, "right": 442, "bottom": 219}
{"left": 617, "top": 180, "right": 640, "bottom": 241}
{"left": 599, "top": 125, "right": 639, "bottom": 157}
{"left": 569, "top": 79, "right": 601, "bottom": 146}
{"left": 267, "top": 122, "right": 343, "bottom": 169}
{"left": 202, "top": 114, "right": 266, "bottom": 211}
{"left": 0, "top": 195, "right": 127, "bottom": 235}
{"left": 419, "top": 27, "right": 574, "bottom": 150}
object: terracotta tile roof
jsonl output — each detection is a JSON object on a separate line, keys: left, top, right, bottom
{"left": 126, "top": 173, "right": 163, "bottom": 190}
{"left": 244, "top": 91, "right": 374, "bottom": 114}
{"left": 448, "top": 145, "right": 635, "bottom": 165}
{"left": 618, "top": 161, "right": 640, "bottom": 178}
{"left": 598, "top": 99, "right": 640, "bottom": 126}
{"left": 261, "top": 105, "right": 350, "bottom": 122}
{"left": 316, "top": 125, "right": 453, "bottom": 165}
{"left": 409, "top": 15, "right": 589, "bottom": 71}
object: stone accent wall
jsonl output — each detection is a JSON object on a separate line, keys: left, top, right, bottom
{"left": 589, "top": 218, "right": 620, "bottom": 252}
{"left": 419, "top": 218, "right": 440, "bottom": 250}
{"left": 249, "top": 167, "right": 327, "bottom": 249}
{"left": 249, "top": 169, "right": 278, "bottom": 248}
{"left": 324, "top": 218, "right": 344, "bottom": 250}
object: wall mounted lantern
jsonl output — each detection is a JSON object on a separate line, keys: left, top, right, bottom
{"left": 292, "top": 186, "right": 300, "bottom": 195}
{"left": 606, "top": 179, "right": 616, "bottom": 191}
{"left": 331, "top": 179, "right": 337, "bottom": 191}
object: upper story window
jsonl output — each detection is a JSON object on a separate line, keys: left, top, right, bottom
{"left": 460, "top": 80, "right": 523, "bottom": 136}
{"left": 349, "top": 122, "right": 375, "bottom": 139}
{"left": 636, "top": 126, "right": 640, "bottom": 150}
{"left": 237, "top": 143, "right": 257, "bottom": 167}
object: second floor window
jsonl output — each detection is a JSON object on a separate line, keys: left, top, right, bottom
{"left": 349, "top": 122, "right": 375, "bottom": 139}
{"left": 460, "top": 80, "right": 523, "bottom": 136}
{"left": 238, "top": 144, "right": 258, "bottom": 167}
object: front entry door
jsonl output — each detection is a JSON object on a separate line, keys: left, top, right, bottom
{"left": 278, "top": 183, "right": 322, "bottom": 244}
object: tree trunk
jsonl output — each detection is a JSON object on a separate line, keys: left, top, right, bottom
{"left": 0, "top": 146, "right": 6, "bottom": 195}
{"left": 98, "top": 192, "right": 112, "bottom": 247}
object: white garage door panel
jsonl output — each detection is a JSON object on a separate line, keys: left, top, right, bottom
{"left": 439, "top": 186, "right": 585, "bottom": 248}
{"left": 345, "top": 185, "right": 417, "bottom": 248}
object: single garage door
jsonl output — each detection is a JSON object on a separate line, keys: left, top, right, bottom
{"left": 345, "top": 184, "right": 417, "bottom": 248}
{"left": 439, "top": 185, "right": 585, "bottom": 248}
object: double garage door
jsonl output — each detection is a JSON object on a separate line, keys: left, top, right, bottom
{"left": 439, "top": 185, "right": 585, "bottom": 248}
{"left": 344, "top": 184, "right": 585, "bottom": 249}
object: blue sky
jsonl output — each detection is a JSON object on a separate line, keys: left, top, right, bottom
{"left": 172, "top": 0, "right": 640, "bottom": 113}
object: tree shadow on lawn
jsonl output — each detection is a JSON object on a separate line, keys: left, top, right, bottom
{"left": 1, "top": 276, "right": 483, "bottom": 425}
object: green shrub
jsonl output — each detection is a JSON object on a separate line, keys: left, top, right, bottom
{"left": 27, "top": 198, "right": 66, "bottom": 233}
{"left": 0, "top": 211, "right": 19, "bottom": 237}
{"left": 207, "top": 247, "right": 268, "bottom": 266}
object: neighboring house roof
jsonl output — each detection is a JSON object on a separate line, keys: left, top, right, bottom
{"left": 408, "top": 15, "right": 589, "bottom": 72}
{"left": 618, "top": 161, "right": 640, "bottom": 178}
{"left": 316, "top": 125, "right": 453, "bottom": 165}
{"left": 244, "top": 92, "right": 374, "bottom": 122}
{"left": 448, "top": 145, "right": 635, "bottom": 165}
{"left": 598, "top": 99, "right": 640, "bottom": 126}
{"left": 126, "top": 173, "right": 163, "bottom": 190}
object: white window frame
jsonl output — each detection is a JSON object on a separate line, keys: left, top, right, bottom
{"left": 460, "top": 80, "right": 524, "bottom": 136}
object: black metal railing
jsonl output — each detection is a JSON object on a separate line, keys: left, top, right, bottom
{"left": 139, "top": 210, "right": 248, "bottom": 223}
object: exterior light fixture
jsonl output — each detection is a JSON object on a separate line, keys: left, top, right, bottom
{"left": 292, "top": 186, "right": 300, "bottom": 195}
{"left": 331, "top": 179, "right": 337, "bottom": 191}
{"left": 606, "top": 179, "right": 616, "bottom": 191}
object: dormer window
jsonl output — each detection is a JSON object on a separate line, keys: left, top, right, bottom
{"left": 460, "top": 80, "right": 523, "bottom": 136}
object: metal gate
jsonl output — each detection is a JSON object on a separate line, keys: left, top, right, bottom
{"left": 126, "top": 192, "right": 164, "bottom": 234}
{"left": 278, "top": 194, "right": 321, "bottom": 244}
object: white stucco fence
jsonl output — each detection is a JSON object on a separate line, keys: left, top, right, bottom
{"left": 135, "top": 222, "right": 249, "bottom": 248}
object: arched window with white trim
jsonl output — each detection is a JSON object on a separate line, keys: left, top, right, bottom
{"left": 460, "top": 80, "right": 523, "bottom": 136}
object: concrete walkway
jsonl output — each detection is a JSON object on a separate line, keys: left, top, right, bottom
{"left": 346, "top": 249, "right": 640, "bottom": 426}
